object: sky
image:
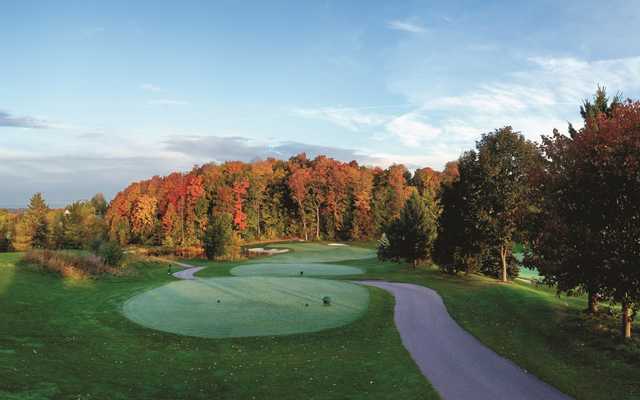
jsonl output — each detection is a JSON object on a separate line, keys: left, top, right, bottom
{"left": 2, "top": 0, "right": 640, "bottom": 207}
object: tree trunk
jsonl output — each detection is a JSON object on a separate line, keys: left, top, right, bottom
{"left": 500, "top": 245, "right": 508, "bottom": 283}
{"left": 315, "top": 205, "right": 320, "bottom": 240}
{"left": 257, "top": 206, "right": 261, "bottom": 238}
{"left": 587, "top": 289, "right": 599, "bottom": 314}
{"left": 298, "top": 201, "right": 307, "bottom": 241}
{"left": 622, "top": 302, "right": 632, "bottom": 339}
{"left": 412, "top": 259, "right": 417, "bottom": 270}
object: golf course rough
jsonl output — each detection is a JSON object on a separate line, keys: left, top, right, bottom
{"left": 123, "top": 277, "right": 370, "bottom": 338}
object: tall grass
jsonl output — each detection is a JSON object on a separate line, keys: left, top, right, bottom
{"left": 23, "top": 249, "right": 123, "bottom": 279}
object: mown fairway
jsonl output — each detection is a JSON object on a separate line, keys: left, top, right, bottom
{"left": 0, "top": 249, "right": 436, "bottom": 400}
{"left": 1, "top": 243, "right": 639, "bottom": 399}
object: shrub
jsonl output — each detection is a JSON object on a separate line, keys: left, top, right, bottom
{"left": 98, "top": 241, "right": 124, "bottom": 267}
{"left": 88, "top": 238, "right": 104, "bottom": 254}
{"left": 23, "top": 249, "right": 121, "bottom": 279}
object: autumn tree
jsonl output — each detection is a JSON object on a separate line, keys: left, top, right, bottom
{"left": 131, "top": 195, "right": 158, "bottom": 244}
{"left": 288, "top": 164, "right": 312, "bottom": 240}
{"left": 372, "top": 165, "right": 410, "bottom": 234}
{"left": 104, "top": 153, "right": 456, "bottom": 256}
{"left": 526, "top": 87, "right": 623, "bottom": 314}
{"left": 528, "top": 100, "right": 640, "bottom": 339}
{"left": 231, "top": 178, "right": 250, "bottom": 231}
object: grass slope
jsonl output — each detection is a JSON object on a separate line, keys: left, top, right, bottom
{"left": 0, "top": 252, "right": 436, "bottom": 400}
{"left": 349, "top": 258, "right": 640, "bottom": 400}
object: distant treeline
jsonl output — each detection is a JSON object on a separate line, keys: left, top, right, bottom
{"left": 0, "top": 194, "right": 108, "bottom": 252}
{"left": 104, "top": 155, "right": 459, "bottom": 251}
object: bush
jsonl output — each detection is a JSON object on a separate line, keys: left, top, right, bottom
{"left": 98, "top": 241, "right": 124, "bottom": 267}
{"left": 23, "top": 249, "right": 121, "bottom": 279}
{"left": 88, "top": 238, "right": 104, "bottom": 254}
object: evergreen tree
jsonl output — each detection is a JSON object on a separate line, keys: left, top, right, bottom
{"left": 14, "top": 193, "right": 50, "bottom": 250}
{"left": 203, "top": 212, "right": 233, "bottom": 260}
{"left": 379, "top": 191, "right": 438, "bottom": 269}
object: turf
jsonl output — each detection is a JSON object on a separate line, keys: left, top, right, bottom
{"left": 0, "top": 252, "right": 437, "bottom": 400}
{"left": 230, "top": 262, "right": 363, "bottom": 277}
{"left": 353, "top": 261, "right": 640, "bottom": 400}
{"left": 4, "top": 241, "right": 640, "bottom": 399}
{"left": 123, "top": 277, "right": 369, "bottom": 338}
{"left": 250, "top": 242, "right": 376, "bottom": 264}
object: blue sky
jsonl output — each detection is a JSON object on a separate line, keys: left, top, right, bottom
{"left": 2, "top": 0, "right": 640, "bottom": 207}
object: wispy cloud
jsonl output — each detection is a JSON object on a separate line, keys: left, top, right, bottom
{"left": 385, "top": 112, "right": 442, "bottom": 146}
{"left": 140, "top": 83, "right": 162, "bottom": 92}
{"left": 292, "top": 107, "right": 391, "bottom": 131}
{"left": 148, "top": 99, "right": 189, "bottom": 106}
{"left": 163, "top": 135, "right": 387, "bottom": 166}
{"left": 295, "top": 56, "right": 640, "bottom": 153}
{"left": 387, "top": 19, "right": 427, "bottom": 34}
{"left": 0, "top": 110, "right": 50, "bottom": 129}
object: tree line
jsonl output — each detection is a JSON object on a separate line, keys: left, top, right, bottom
{"left": 0, "top": 193, "right": 108, "bottom": 252}
{"left": 102, "top": 155, "right": 458, "bottom": 254}
{"left": 380, "top": 87, "right": 639, "bottom": 340}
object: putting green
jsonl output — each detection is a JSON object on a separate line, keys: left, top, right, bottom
{"left": 255, "top": 242, "right": 376, "bottom": 264}
{"left": 123, "top": 277, "right": 369, "bottom": 338}
{"left": 231, "top": 262, "right": 363, "bottom": 277}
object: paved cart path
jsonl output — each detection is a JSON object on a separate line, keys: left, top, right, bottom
{"left": 157, "top": 259, "right": 204, "bottom": 280}
{"left": 357, "top": 280, "right": 572, "bottom": 400}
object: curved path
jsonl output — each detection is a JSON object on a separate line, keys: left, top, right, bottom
{"left": 159, "top": 259, "right": 204, "bottom": 280}
{"left": 357, "top": 281, "right": 572, "bottom": 400}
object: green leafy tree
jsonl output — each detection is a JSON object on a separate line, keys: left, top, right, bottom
{"left": 98, "top": 241, "right": 124, "bottom": 267}
{"left": 379, "top": 191, "right": 438, "bottom": 269}
{"left": 90, "top": 193, "right": 108, "bottom": 216}
{"left": 472, "top": 127, "right": 541, "bottom": 282}
{"left": 433, "top": 153, "right": 483, "bottom": 274}
{"left": 13, "top": 193, "right": 49, "bottom": 250}
{"left": 203, "top": 212, "right": 233, "bottom": 260}
{"left": 0, "top": 210, "right": 16, "bottom": 252}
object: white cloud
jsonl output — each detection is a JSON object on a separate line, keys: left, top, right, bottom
{"left": 387, "top": 19, "right": 427, "bottom": 34}
{"left": 140, "top": 83, "right": 162, "bottom": 92}
{"left": 148, "top": 99, "right": 189, "bottom": 106}
{"left": 385, "top": 112, "right": 441, "bottom": 146}
{"left": 412, "top": 56, "right": 640, "bottom": 141}
{"left": 292, "top": 107, "right": 389, "bottom": 131}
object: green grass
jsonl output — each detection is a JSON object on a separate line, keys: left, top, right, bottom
{"left": 230, "top": 262, "right": 364, "bottom": 277}
{"left": 0, "top": 252, "right": 436, "bottom": 400}
{"left": 354, "top": 266, "right": 640, "bottom": 400}
{"left": 251, "top": 242, "right": 376, "bottom": 264}
{"left": 123, "top": 277, "right": 370, "bottom": 338}
{"left": 3, "top": 241, "right": 640, "bottom": 400}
